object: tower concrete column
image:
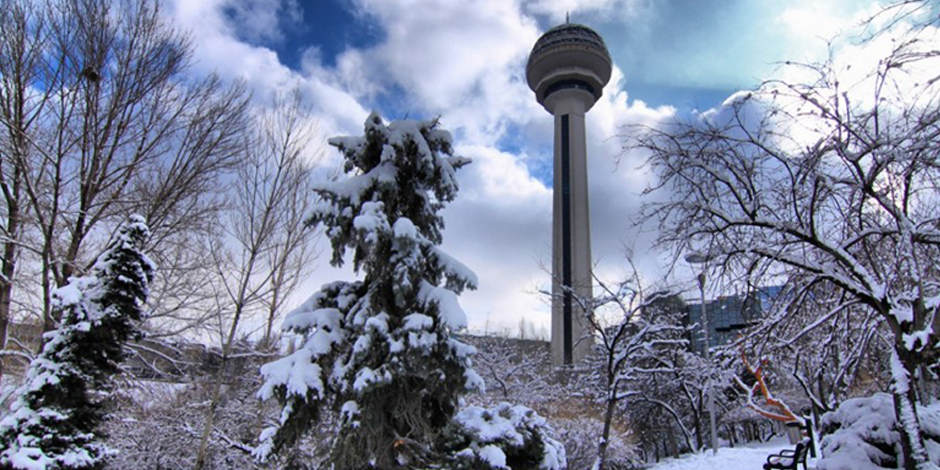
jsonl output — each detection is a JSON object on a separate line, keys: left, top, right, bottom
{"left": 526, "top": 23, "right": 612, "bottom": 365}
{"left": 550, "top": 93, "right": 593, "bottom": 365}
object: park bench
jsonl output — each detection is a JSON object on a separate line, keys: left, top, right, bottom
{"left": 763, "top": 440, "right": 809, "bottom": 470}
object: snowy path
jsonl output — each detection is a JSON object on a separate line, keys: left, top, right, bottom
{"left": 647, "top": 437, "right": 815, "bottom": 470}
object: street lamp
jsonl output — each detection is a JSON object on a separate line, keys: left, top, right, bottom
{"left": 685, "top": 252, "right": 719, "bottom": 456}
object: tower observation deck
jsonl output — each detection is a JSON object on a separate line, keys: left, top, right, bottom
{"left": 526, "top": 23, "right": 612, "bottom": 365}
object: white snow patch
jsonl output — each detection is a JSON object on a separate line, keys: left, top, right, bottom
{"left": 393, "top": 218, "right": 417, "bottom": 240}
{"left": 419, "top": 281, "right": 467, "bottom": 329}
{"left": 403, "top": 313, "right": 434, "bottom": 330}
{"left": 648, "top": 438, "right": 794, "bottom": 470}
{"left": 478, "top": 445, "right": 508, "bottom": 468}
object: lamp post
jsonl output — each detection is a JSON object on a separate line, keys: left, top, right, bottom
{"left": 685, "top": 253, "right": 718, "bottom": 455}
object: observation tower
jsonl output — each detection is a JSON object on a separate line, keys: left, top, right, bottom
{"left": 526, "top": 22, "right": 612, "bottom": 365}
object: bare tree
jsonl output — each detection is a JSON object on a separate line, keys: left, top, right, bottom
{"left": 0, "top": 0, "right": 250, "bottom": 354}
{"left": 742, "top": 280, "right": 892, "bottom": 420}
{"left": 542, "top": 257, "right": 692, "bottom": 469}
{"left": 0, "top": 0, "right": 48, "bottom": 384}
{"left": 586, "top": 282, "right": 689, "bottom": 470}
{"left": 632, "top": 17, "right": 940, "bottom": 468}
{"left": 468, "top": 334, "right": 556, "bottom": 404}
{"left": 194, "top": 90, "right": 319, "bottom": 470}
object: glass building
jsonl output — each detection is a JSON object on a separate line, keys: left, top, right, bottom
{"left": 686, "top": 285, "right": 784, "bottom": 354}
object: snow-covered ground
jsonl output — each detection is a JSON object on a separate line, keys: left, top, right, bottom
{"left": 648, "top": 437, "right": 816, "bottom": 470}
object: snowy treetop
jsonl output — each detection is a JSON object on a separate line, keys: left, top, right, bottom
{"left": 317, "top": 112, "right": 471, "bottom": 266}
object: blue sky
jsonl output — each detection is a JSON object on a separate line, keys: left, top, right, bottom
{"left": 167, "top": 0, "right": 911, "bottom": 335}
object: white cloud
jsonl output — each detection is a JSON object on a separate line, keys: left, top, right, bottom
{"left": 220, "top": 0, "right": 303, "bottom": 44}
{"left": 441, "top": 145, "right": 553, "bottom": 333}
{"left": 775, "top": 0, "right": 888, "bottom": 66}
{"left": 167, "top": 0, "right": 370, "bottom": 140}
{"left": 523, "top": 0, "right": 650, "bottom": 23}
{"left": 332, "top": 0, "right": 545, "bottom": 146}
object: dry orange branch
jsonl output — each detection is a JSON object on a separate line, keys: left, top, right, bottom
{"left": 736, "top": 349, "right": 804, "bottom": 425}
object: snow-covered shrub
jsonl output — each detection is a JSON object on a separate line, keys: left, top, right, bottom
{"left": 438, "top": 402, "right": 565, "bottom": 470}
{"left": 256, "top": 113, "right": 484, "bottom": 469}
{"left": 551, "top": 416, "right": 638, "bottom": 470}
{"left": 463, "top": 335, "right": 561, "bottom": 407}
{"left": 818, "top": 393, "right": 940, "bottom": 470}
{"left": 103, "top": 357, "right": 329, "bottom": 470}
{"left": 0, "top": 216, "right": 155, "bottom": 470}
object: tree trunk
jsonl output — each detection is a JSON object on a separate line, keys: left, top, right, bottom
{"left": 891, "top": 348, "right": 930, "bottom": 470}
{"left": 194, "top": 301, "right": 246, "bottom": 470}
{"left": 0, "top": 210, "right": 17, "bottom": 383}
{"left": 596, "top": 386, "right": 617, "bottom": 470}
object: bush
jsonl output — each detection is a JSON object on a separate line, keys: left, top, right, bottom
{"left": 818, "top": 393, "right": 940, "bottom": 470}
{"left": 439, "top": 402, "right": 565, "bottom": 470}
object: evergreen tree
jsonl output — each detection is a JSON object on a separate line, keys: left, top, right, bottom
{"left": 256, "top": 112, "right": 483, "bottom": 468}
{"left": 0, "top": 216, "right": 155, "bottom": 470}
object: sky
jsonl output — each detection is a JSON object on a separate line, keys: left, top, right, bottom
{"left": 165, "top": 0, "right": 902, "bottom": 336}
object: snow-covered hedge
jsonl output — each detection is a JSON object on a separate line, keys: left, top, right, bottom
{"left": 439, "top": 402, "right": 565, "bottom": 470}
{"left": 818, "top": 393, "right": 940, "bottom": 470}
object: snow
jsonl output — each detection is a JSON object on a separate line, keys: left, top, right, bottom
{"left": 51, "top": 283, "right": 84, "bottom": 309}
{"left": 904, "top": 326, "right": 933, "bottom": 351}
{"left": 464, "top": 368, "right": 486, "bottom": 393}
{"left": 432, "top": 246, "right": 479, "bottom": 290}
{"left": 280, "top": 306, "right": 343, "bottom": 333}
{"left": 393, "top": 217, "right": 417, "bottom": 240}
{"left": 448, "top": 337, "right": 477, "bottom": 358}
{"left": 407, "top": 330, "right": 438, "bottom": 351}
{"left": 365, "top": 312, "right": 390, "bottom": 334}
{"left": 257, "top": 348, "right": 325, "bottom": 402}
{"left": 478, "top": 445, "right": 508, "bottom": 468}
{"left": 647, "top": 438, "right": 796, "bottom": 470}
{"left": 450, "top": 402, "right": 565, "bottom": 470}
{"left": 816, "top": 392, "right": 940, "bottom": 470}
{"left": 419, "top": 281, "right": 468, "bottom": 329}
{"left": 818, "top": 393, "right": 899, "bottom": 470}
{"left": 353, "top": 201, "right": 390, "bottom": 242}
{"left": 340, "top": 400, "right": 360, "bottom": 427}
{"left": 403, "top": 313, "right": 434, "bottom": 330}
{"left": 352, "top": 367, "right": 390, "bottom": 392}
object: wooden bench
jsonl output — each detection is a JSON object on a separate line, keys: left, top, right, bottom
{"left": 763, "top": 441, "right": 809, "bottom": 470}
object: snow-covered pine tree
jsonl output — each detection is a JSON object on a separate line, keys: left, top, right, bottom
{"left": 256, "top": 112, "right": 484, "bottom": 468}
{"left": 0, "top": 216, "right": 155, "bottom": 470}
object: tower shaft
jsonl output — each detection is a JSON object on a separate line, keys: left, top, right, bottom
{"left": 551, "top": 95, "right": 593, "bottom": 365}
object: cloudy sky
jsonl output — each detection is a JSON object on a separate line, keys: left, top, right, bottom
{"left": 166, "top": 0, "right": 897, "bottom": 336}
